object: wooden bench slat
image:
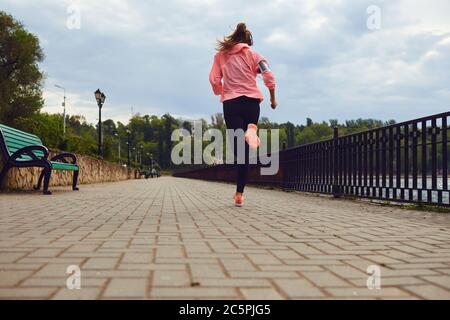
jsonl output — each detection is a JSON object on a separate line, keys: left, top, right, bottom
{"left": 0, "top": 125, "right": 41, "bottom": 139}
{"left": 4, "top": 144, "right": 45, "bottom": 159}
{"left": 50, "top": 161, "right": 78, "bottom": 171}
{"left": 3, "top": 135, "right": 42, "bottom": 147}
{"left": 5, "top": 139, "right": 42, "bottom": 147}
{"left": 1, "top": 129, "right": 39, "bottom": 140}
{"left": 3, "top": 132, "right": 42, "bottom": 143}
{"left": 3, "top": 134, "right": 41, "bottom": 144}
{"left": 5, "top": 140, "right": 43, "bottom": 150}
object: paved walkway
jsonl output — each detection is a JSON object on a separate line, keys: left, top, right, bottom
{"left": 0, "top": 177, "right": 450, "bottom": 300}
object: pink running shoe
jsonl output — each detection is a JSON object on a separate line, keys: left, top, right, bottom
{"left": 245, "top": 124, "right": 260, "bottom": 149}
{"left": 234, "top": 194, "right": 244, "bottom": 207}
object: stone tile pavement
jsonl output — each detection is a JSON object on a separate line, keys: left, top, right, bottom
{"left": 0, "top": 177, "right": 450, "bottom": 300}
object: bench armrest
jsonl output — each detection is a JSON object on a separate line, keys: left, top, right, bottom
{"left": 50, "top": 152, "right": 77, "bottom": 164}
{"left": 10, "top": 145, "right": 49, "bottom": 162}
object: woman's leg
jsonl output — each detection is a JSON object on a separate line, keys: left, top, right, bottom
{"left": 243, "top": 99, "right": 261, "bottom": 129}
{"left": 240, "top": 99, "right": 261, "bottom": 193}
{"left": 236, "top": 144, "right": 250, "bottom": 193}
{"left": 224, "top": 97, "right": 261, "bottom": 194}
{"left": 223, "top": 99, "right": 246, "bottom": 194}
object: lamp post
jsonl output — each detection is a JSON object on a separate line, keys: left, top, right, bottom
{"left": 146, "top": 152, "right": 153, "bottom": 174}
{"left": 55, "top": 85, "right": 66, "bottom": 138}
{"left": 126, "top": 129, "right": 131, "bottom": 168}
{"left": 137, "top": 151, "right": 141, "bottom": 169}
{"left": 133, "top": 147, "right": 137, "bottom": 165}
{"left": 114, "top": 133, "right": 121, "bottom": 164}
{"left": 139, "top": 145, "right": 144, "bottom": 169}
{"left": 94, "top": 89, "right": 106, "bottom": 159}
{"left": 150, "top": 153, "right": 154, "bottom": 174}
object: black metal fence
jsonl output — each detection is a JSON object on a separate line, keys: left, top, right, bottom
{"left": 174, "top": 111, "right": 450, "bottom": 206}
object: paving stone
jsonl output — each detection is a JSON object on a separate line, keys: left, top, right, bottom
{"left": 274, "top": 279, "right": 325, "bottom": 298}
{"left": 1, "top": 177, "right": 450, "bottom": 299}
{"left": 194, "top": 278, "right": 272, "bottom": 288}
{"left": 240, "top": 288, "right": 284, "bottom": 300}
{"left": 52, "top": 288, "right": 102, "bottom": 300}
{"left": 103, "top": 278, "right": 148, "bottom": 298}
{"left": 150, "top": 287, "right": 237, "bottom": 299}
{"left": 420, "top": 275, "right": 450, "bottom": 290}
{"left": 0, "top": 252, "right": 27, "bottom": 263}
{"left": 325, "top": 287, "right": 410, "bottom": 298}
{"left": 402, "top": 284, "right": 450, "bottom": 300}
{"left": 190, "top": 264, "right": 227, "bottom": 278}
{"left": 83, "top": 258, "right": 118, "bottom": 270}
{"left": 153, "top": 270, "right": 190, "bottom": 287}
{"left": 0, "top": 287, "right": 56, "bottom": 299}
{"left": 302, "top": 271, "right": 350, "bottom": 287}
{"left": 0, "top": 270, "right": 33, "bottom": 286}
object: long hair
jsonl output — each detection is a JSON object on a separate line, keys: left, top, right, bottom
{"left": 216, "top": 23, "right": 253, "bottom": 52}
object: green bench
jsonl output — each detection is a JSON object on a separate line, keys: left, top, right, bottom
{"left": 0, "top": 124, "right": 79, "bottom": 195}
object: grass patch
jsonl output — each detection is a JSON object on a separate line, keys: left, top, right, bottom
{"left": 398, "top": 203, "right": 450, "bottom": 214}
{"left": 370, "top": 199, "right": 450, "bottom": 213}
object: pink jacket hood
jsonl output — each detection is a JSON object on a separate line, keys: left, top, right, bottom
{"left": 227, "top": 43, "right": 250, "bottom": 55}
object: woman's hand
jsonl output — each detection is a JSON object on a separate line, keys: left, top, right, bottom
{"left": 271, "top": 99, "right": 277, "bottom": 109}
{"left": 269, "top": 88, "right": 277, "bottom": 109}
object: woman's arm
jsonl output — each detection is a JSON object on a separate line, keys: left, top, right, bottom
{"left": 258, "top": 60, "right": 277, "bottom": 109}
{"left": 269, "top": 88, "right": 277, "bottom": 109}
{"left": 209, "top": 54, "right": 223, "bottom": 96}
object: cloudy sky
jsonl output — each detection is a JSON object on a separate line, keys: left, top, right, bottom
{"left": 2, "top": 0, "right": 450, "bottom": 125}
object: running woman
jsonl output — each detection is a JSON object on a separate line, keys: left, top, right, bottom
{"left": 209, "top": 23, "right": 277, "bottom": 207}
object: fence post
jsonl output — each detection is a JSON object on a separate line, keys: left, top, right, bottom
{"left": 333, "top": 127, "right": 341, "bottom": 198}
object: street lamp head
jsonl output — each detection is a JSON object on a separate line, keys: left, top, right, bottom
{"left": 94, "top": 89, "right": 102, "bottom": 102}
{"left": 101, "top": 93, "right": 106, "bottom": 104}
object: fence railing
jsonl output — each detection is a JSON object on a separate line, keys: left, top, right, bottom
{"left": 173, "top": 111, "right": 450, "bottom": 206}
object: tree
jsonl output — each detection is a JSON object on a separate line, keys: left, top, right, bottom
{"left": 211, "top": 113, "right": 225, "bottom": 131}
{"left": 284, "top": 122, "right": 295, "bottom": 148}
{"left": 329, "top": 119, "right": 338, "bottom": 128}
{"left": 0, "top": 11, "right": 44, "bottom": 126}
{"left": 162, "top": 113, "right": 177, "bottom": 168}
{"left": 102, "top": 119, "right": 117, "bottom": 136}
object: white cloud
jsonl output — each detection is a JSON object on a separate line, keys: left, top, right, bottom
{"left": 2, "top": 0, "right": 450, "bottom": 125}
{"left": 264, "top": 30, "right": 294, "bottom": 45}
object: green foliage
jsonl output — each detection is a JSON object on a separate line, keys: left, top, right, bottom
{"left": 3, "top": 107, "right": 402, "bottom": 170}
{"left": 0, "top": 11, "right": 44, "bottom": 126}
{"left": 211, "top": 117, "right": 395, "bottom": 149}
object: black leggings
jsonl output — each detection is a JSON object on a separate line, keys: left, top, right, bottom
{"left": 223, "top": 96, "right": 260, "bottom": 193}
